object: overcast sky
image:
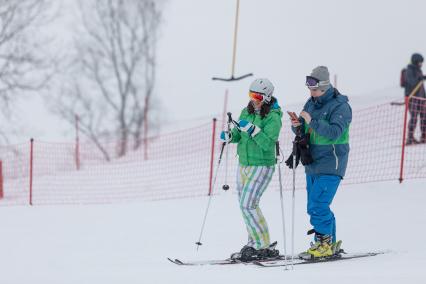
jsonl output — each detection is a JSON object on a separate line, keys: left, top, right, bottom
{"left": 15, "top": 0, "right": 426, "bottom": 142}
{"left": 157, "top": 0, "right": 426, "bottom": 122}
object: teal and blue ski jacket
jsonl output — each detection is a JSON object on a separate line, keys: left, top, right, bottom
{"left": 296, "top": 87, "right": 352, "bottom": 178}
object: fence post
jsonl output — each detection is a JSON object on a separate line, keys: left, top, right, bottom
{"left": 0, "top": 160, "right": 3, "bottom": 199}
{"left": 29, "top": 138, "right": 34, "bottom": 205}
{"left": 399, "top": 96, "right": 409, "bottom": 183}
{"left": 75, "top": 114, "right": 80, "bottom": 170}
{"left": 208, "top": 118, "right": 217, "bottom": 196}
{"left": 144, "top": 96, "right": 149, "bottom": 161}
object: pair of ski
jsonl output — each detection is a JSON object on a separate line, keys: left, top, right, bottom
{"left": 168, "top": 251, "right": 384, "bottom": 267}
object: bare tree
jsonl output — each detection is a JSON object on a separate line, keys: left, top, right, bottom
{"left": 55, "top": 0, "right": 163, "bottom": 160}
{"left": 0, "top": 0, "right": 56, "bottom": 145}
{"left": 0, "top": 0, "right": 52, "bottom": 107}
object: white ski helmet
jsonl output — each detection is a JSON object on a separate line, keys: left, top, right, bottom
{"left": 249, "top": 78, "right": 274, "bottom": 103}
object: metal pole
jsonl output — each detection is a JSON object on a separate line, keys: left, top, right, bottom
{"left": 0, "top": 160, "right": 3, "bottom": 200}
{"left": 291, "top": 141, "right": 297, "bottom": 268}
{"left": 144, "top": 96, "right": 149, "bottom": 161}
{"left": 211, "top": 0, "right": 252, "bottom": 82}
{"left": 75, "top": 114, "right": 80, "bottom": 170}
{"left": 399, "top": 96, "right": 409, "bottom": 183}
{"left": 208, "top": 118, "right": 217, "bottom": 195}
{"left": 196, "top": 139, "right": 227, "bottom": 250}
{"left": 29, "top": 138, "right": 34, "bottom": 206}
{"left": 222, "top": 113, "right": 233, "bottom": 191}
{"left": 221, "top": 89, "right": 229, "bottom": 131}
{"left": 231, "top": 0, "right": 240, "bottom": 77}
{"left": 276, "top": 142, "right": 288, "bottom": 269}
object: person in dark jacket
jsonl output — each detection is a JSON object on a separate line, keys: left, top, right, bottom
{"left": 290, "top": 66, "right": 352, "bottom": 259}
{"left": 404, "top": 53, "right": 426, "bottom": 144}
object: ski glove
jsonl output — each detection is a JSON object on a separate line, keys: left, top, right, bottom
{"left": 285, "top": 151, "right": 300, "bottom": 169}
{"left": 220, "top": 131, "right": 232, "bottom": 143}
{"left": 285, "top": 133, "right": 314, "bottom": 169}
{"left": 296, "top": 134, "right": 314, "bottom": 166}
{"left": 238, "top": 120, "right": 261, "bottom": 137}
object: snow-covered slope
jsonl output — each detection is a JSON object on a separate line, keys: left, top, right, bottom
{"left": 0, "top": 178, "right": 424, "bottom": 284}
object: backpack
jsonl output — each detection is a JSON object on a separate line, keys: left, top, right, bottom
{"left": 400, "top": 68, "right": 407, "bottom": 88}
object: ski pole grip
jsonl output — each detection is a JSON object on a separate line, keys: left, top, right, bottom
{"left": 275, "top": 141, "right": 280, "bottom": 157}
{"left": 227, "top": 112, "right": 233, "bottom": 123}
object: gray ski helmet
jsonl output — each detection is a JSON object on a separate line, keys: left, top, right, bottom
{"left": 249, "top": 78, "right": 274, "bottom": 103}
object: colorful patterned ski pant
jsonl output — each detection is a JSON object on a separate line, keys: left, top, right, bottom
{"left": 236, "top": 165, "right": 275, "bottom": 250}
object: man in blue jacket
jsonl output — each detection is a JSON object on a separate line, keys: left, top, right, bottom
{"left": 291, "top": 66, "right": 352, "bottom": 259}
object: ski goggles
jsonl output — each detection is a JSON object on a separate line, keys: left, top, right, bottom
{"left": 249, "top": 91, "right": 265, "bottom": 102}
{"left": 305, "top": 76, "right": 330, "bottom": 89}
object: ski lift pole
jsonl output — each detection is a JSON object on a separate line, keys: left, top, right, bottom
{"left": 212, "top": 0, "right": 252, "bottom": 82}
{"left": 231, "top": 0, "right": 240, "bottom": 77}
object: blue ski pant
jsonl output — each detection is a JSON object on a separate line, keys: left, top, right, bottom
{"left": 306, "top": 174, "right": 341, "bottom": 242}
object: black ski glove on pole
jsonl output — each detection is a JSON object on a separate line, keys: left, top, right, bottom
{"left": 285, "top": 133, "right": 314, "bottom": 169}
{"left": 296, "top": 133, "right": 314, "bottom": 166}
{"left": 285, "top": 146, "right": 300, "bottom": 169}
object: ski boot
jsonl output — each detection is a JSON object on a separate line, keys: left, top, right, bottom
{"left": 331, "top": 240, "right": 343, "bottom": 255}
{"left": 258, "top": 241, "right": 280, "bottom": 259}
{"left": 230, "top": 241, "right": 279, "bottom": 262}
{"left": 299, "top": 234, "right": 333, "bottom": 260}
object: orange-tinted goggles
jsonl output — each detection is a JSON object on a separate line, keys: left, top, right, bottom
{"left": 249, "top": 91, "right": 264, "bottom": 102}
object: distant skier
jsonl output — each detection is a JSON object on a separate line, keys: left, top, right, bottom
{"left": 220, "top": 78, "right": 282, "bottom": 262}
{"left": 403, "top": 53, "right": 426, "bottom": 144}
{"left": 290, "top": 66, "right": 352, "bottom": 259}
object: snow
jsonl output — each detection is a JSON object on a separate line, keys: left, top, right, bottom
{"left": 0, "top": 178, "right": 425, "bottom": 283}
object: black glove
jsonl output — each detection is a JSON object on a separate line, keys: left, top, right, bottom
{"left": 296, "top": 134, "right": 314, "bottom": 166}
{"left": 285, "top": 140, "right": 301, "bottom": 169}
{"left": 285, "top": 133, "right": 314, "bottom": 169}
{"left": 285, "top": 152, "right": 300, "bottom": 169}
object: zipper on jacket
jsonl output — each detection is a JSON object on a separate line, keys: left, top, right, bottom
{"left": 246, "top": 139, "right": 249, "bottom": 165}
{"left": 246, "top": 116, "right": 256, "bottom": 165}
{"left": 332, "top": 144, "right": 339, "bottom": 170}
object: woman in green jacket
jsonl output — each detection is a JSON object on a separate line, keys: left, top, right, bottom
{"left": 221, "top": 78, "right": 283, "bottom": 261}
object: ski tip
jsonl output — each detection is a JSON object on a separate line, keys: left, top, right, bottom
{"left": 167, "top": 258, "right": 184, "bottom": 265}
{"left": 174, "top": 259, "right": 184, "bottom": 265}
{"left": 366, "top": 251, "right": 387, "bottom": 256}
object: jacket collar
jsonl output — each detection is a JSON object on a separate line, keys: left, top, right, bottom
{"left": 311, "top": 87, "right": 335, "bottom": 107}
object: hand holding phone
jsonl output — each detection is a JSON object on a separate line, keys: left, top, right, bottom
{"left": 287, "top": 111, "right": 301, "bottom": 127}
{"left": 287, "top": 111, "right": 298, "bottom": 120}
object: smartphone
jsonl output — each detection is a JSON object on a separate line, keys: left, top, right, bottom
{"left": 287, "top": 111, "right": 299, "bottom": 122}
